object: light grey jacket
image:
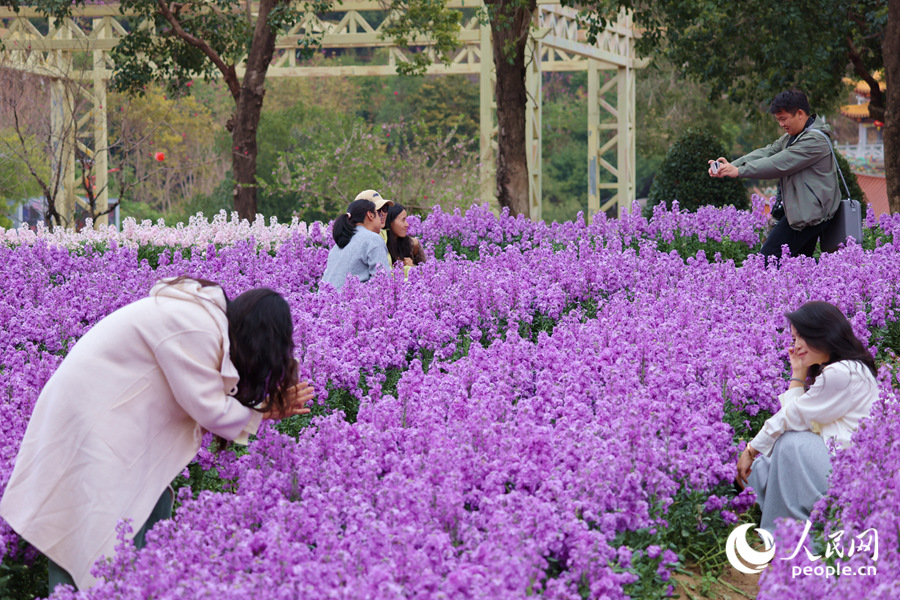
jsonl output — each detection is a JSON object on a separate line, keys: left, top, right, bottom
{"left": 732, "top": 116, "right": 841, "bottom": 230}
{"left": 321, "top": 226, "right": 390, "bottom": 291}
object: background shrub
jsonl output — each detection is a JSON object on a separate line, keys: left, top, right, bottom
{"left": 645, "top": 129, "right": 749, "bottom": 216}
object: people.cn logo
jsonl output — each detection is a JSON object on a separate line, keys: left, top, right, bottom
{"left": 726, "top": 523, "right": 776, "bottom": 574}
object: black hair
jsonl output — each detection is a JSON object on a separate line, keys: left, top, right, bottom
{"left": 785, "top": 301, "right": 876, "bottom": 385}
{"left": 332, "top": 199, "right": 375, "bottom": 248}
{"left": 769, "top": 90, "right": 812, "bottom": 116}
{"left": 385, "top": 203, "right": 413, "bottom": 264}
{"left": 227, "top": 288, "right": 297, "bottom": 414}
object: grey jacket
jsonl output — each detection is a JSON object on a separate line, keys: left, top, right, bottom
{"left": 320, "top": 227, "right": 390, "bottom": 291}
{"left": 732, "top": 116, "right": 841, "bottom": 230}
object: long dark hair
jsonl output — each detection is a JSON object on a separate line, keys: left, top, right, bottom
{"left": 385, "top": 204, "right": 412, "bottom": 264}
{"left": 227, "top": 288, "right": 297, "bottom": 415}
{"left": 384, "top": 204, "right": 422, "bottom": 265}
{"left": 332, "top": 199, "right": 375, "bottom": 248}
{"left": 786, "top": 301, "right": 876, "bottom": 384}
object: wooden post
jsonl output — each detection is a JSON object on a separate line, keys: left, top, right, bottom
{"left": 479, "top": 23, "right": 496, "bottom": 210}
{"left": 525, "top": 34, "right": 542, "bottom": 221}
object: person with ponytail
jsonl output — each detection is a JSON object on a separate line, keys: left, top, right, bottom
{"left": 0, "top": 277, "right": 313, "bottom": 592}
{"left": 385, "top": 203, "right": 426, "bottom": 273}
{"left": 736, "top": 301, "right": 878, "bottom": 531}
{"left": 320, "top": 198, "right": 391, "bottom": 291}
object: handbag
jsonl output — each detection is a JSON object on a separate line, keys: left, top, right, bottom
{"left": 807, "top": 129, "right": 864, "bottom": 252}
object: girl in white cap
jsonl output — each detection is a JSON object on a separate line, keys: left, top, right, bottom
{"left": 320, "top": 198, "right": 391, "bottom": 291}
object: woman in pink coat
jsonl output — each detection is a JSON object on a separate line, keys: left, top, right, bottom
{"left": 0, "top": 277, "right": 313, "bottom": 591}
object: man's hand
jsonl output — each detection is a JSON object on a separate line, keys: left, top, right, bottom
{"left": 709, "top": 158, "right": 739, "bottom": 178}
{"left": 263, "top": 381, "right": 314, "bottom": 420}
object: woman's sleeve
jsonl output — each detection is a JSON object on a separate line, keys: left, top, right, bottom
{"left": 154, "top": 330, "right": 261, "bottom": 442}
{"left": 750, "top": 364, "right": 857, "bottom": 455}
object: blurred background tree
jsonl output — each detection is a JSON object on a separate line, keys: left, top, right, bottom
{"left": 2, "top": 46, "right": 864, "bottom": 227}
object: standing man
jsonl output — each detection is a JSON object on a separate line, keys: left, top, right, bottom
{"left": 710, "top": 90, "right": 841, "bottom": 258}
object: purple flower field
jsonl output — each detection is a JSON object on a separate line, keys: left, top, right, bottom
{"left": 1, "top": 200, "right": 899, "bottom": 599}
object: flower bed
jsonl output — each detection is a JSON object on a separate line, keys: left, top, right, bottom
{"left": 1, "top": 200, "right": 899, "bottom": 598}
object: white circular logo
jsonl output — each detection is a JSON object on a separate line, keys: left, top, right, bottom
{"left": 725, "top": 523, "right": 776, "bottom": 574}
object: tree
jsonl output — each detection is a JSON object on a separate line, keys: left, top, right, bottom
{"left": 2, "top": 0, "right": 461, "bottom": 222}
{"left": 107, "top": 0, "right": 334, "bottom": 220}
{"left": 270, "top": 112, "right": 480, "bottom": 222}
{"left": 0, "top": 64, "right": 114, "bottom": 227}
{"left": 385, "top": 0, "right": 537, "bottom": 217}
{"left": 109, "top": 87, "right": 224, "bottom": 214}
{"left": 577, "top": 0, "right": 900, "bottom": 214}
{"left": 484, "top": 0, "right": 535, "bottom": 216}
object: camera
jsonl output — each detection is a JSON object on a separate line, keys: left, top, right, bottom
{"left": 710, "top": 160, "right": 720, "bottom": 174}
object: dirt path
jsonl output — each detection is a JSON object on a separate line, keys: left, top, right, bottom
{"left": 673, "top": 564, "right": 760, "bottom": 599}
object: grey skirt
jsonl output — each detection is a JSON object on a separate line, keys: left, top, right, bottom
{"left": 748, "top": 431, "right": 831, "bottom": 532}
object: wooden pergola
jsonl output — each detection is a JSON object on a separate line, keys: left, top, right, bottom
{"left": 0, "top": 1, "right": 643, "bottom": 227}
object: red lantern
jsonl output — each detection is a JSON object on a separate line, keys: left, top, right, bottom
{"left": 155, "top": 152, "right": 166, "bottom": 162}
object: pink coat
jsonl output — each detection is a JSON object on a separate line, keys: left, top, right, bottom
{"left": 0, "top": 280, "right": 263, "bottom": 589}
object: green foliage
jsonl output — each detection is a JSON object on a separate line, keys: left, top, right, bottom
{"left": 577, "top": 1, "right": 884, "bottom": 117}
{"left": 633, "top": 59, "right": 775, "bottom": 175}
{"left": 652, "top": 234, "right": 763, "bottom": 267}
{"left": 354, "top": 73, "right": 426, "bottom": 125}
{"left": 0, "top": 545, "right": 47, "bottom": 600}
{"left": 379, "top": 0, "right": 463, "bottom": 76}
{"left": 646, "top": 129, "right": 749, "bottom": 215}
{"left": 118, "top": 197, "right": 167, "bottom": 224}
{"left": 407, "top": 76, "right": 480, "bottom": 143}
{"left": 870, "top": 317, "right": 900, "bottom": 365}
{"left": 0, "top": 129, "right": 49, "bottom": 205}
{"left": 170, "top": 177, "right": 234, "bottom": 225}
{"left": 723, "top": 397, "right": 774, "bottom": 447}
{"left": 269, "top": 115, "right": 480, "bottom": 221}
{"left": 542, "top": 73, "right": 592, "bottom": 222}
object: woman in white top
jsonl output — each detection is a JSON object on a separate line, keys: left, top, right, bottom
{"left": 737, "top": 301, "right": 879, "bottom": 531}
{"left": 320, "top": 198, "right": 391, "bottom": 291}
{"left": 0, "top": 278, "right": 313, "bottom": 591}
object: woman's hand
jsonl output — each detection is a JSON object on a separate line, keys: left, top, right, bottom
{"left": 403, "top": 257, "right": 414, "bottom": 267}
{"left": 263, "top": 381, "right": 314, "bottom": 420}
{"left": 736, "top": 445, "right": 758, "bottom": 489}
{"left": 788, "top": 347, "right": 809, "bottom": 383}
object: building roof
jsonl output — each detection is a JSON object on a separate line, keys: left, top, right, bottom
{"left": 855, "top": 173, "right": 889, "bottom": 217}
{"left": 843, "top": 74, "right": 885, "bottom": 97}
{"left": 840, "top": 102, "right": 874, "bottom": 121}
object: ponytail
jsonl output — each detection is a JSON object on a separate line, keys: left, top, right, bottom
{"left": 333, "top": 199, "right": 375, "bottom": 248}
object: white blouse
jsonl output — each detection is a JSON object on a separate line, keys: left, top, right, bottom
{"left": 751, "top": 360, "right": 879, "bottom": 456}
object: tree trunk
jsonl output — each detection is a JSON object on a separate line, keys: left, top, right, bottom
{"left": 886, "top": 0, "right": 900, "bottom": 214}
{"left": 230, "top": 0, "right": 282, "bottom": 221}
{"left": 489, "top": 0, "right": 536, "bottom": 217}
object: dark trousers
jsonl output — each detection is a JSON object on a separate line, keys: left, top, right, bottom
{"left": 759, "top": 217, "right": 829, "bottom": 259}
{"left": 48, "top": 486, "right": 174, "bottom": 593}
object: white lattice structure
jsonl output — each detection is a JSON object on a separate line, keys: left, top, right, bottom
{"left": 1, "top": 1, "right": 642, "bottom": 226}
